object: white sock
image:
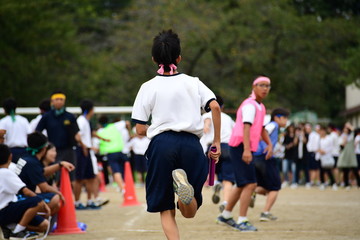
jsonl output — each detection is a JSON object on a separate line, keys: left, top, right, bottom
{"left": 222, "top": 210, "right": 232, "bottom": 219}
{"left": 87, "top": 199, "right": 94, "bottom": 205}
{"left": 237, "top": 216, "right": 248, "bottom": 224}
{"left": 13, "top": 224, "right": 26, "bottom": 234}
{"left": 222, "top": 201, "right": 228, "bottom": 206}
{"left": 75, "top": 201, "right": 82, "bottom": 206}
{"left": 264, "top": 211, "right": 269, "bottom": 214}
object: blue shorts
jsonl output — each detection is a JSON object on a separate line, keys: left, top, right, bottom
{"left": 75, "top": 148, "right": 95, "bottom": 180}
{"left": 56, "top": 148, "right": 77, "bottom": 181}
{"left": 107, "top": 152, "right": 127, "bottom": 175}
{"left": 0, "top": 197, "right": 44, "bottom": 226}
{"left": 134, "top": 154, "right": 147, "bottom": 173}
{"left": 308, "top": 152, "right": 320, "bottom": 170}
{"left": 253, "top": 154, "right": 281, "bottom": 191}
{"left": 145, "top": 131, "right": 208, "bottom": 212}
{"left": 217, "top": 143, "right": 235, "bottom": 183}
{"left": 229, "top": 144, "right": 256, "bottom": 187}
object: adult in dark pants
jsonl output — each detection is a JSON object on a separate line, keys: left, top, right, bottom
{"left": 36, "top": 90, "right": 86, "bottom": 183}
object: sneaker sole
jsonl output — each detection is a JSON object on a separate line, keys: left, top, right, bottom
{"left": 172, "top": 169, "right": 194, "bottom": 205}
{"left": 212, "top": 184, "right": 221, "bottom": 204}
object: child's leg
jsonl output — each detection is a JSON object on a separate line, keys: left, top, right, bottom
{"left": 224, "top": 187, "right": 242, "bottom": 212}
{"left": 16, "top": 201, "right": 44, "bottom": 232}
{"left": 264, "top": 191, "right": 278, "bottom": 212}
{"left": 239, "top": 183, "right": 256, "bottom": 217}
{"left": 160, "top": 210, "right": 179, "bottom": 240}
{"left": 178, "top": 198, "right": 197, "bottom": 218}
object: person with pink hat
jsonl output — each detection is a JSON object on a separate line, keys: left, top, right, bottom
{"left": 217, "top": 76, "right": 272, "bottom": 232}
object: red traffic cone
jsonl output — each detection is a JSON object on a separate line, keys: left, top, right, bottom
{"left": 122, "top": 161, "right": 140, "bottom": 207}
{"left": 52, "top": 167, "right": 85, "bottom": 235}
{"left": 98, "top": 162, "right": 107, "bottom": 192}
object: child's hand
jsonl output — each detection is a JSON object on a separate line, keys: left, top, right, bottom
{"left": 264, "top": 144, "right": 273, "bottom": 160}
{"left": 208, "top": 143, "right": 221, "bottom": 163}
{"left": 242, "top": 149, "right": 252, "bottom": 164}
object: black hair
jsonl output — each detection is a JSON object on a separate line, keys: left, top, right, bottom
{"left": 216, "top": 95, "right": 224, "bottom": 108}
{"left": 80, "top": 99, "right": 94, "bottom": 114}
{"left": 0, "top": 144, "right": 11, "bottom": 165}
{"left": 99, "top": 115, "right": 109, "bottom": 126}
{"left": 355, "top": 128, "right": 360, "bottom": 136}
{"left": 3, "top": 98, "right": 17, "bottom": 115}
{"left": 51, "top": 90, "right": 65, "bottom": 96}
{"left": 270, "top": 108, "right": 290, "bottom": 121}
{"left": 39, "top": 99, "right": 51, "bottom": 112}
{"left": 152, "top": 29, "right": 181, "bottom": 72}
{"left": 27, "top": 132, "right": 48, "bottom": 154}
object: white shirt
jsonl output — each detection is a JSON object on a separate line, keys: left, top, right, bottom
{"left": 329, "top": 131, "right": 341, "bottom": 156}
{"left": 355, "top": 135, "right": 360, "bottom": 154}
{"left": 306, "top": 131, "right": 320, "bottom": 152}
{"left": 129, "top": 136, "right": 150, "bottom": 155}
{"left": 131, "top": 74, "right": 216, "bottom": 139}
{"left": 114, "top": 121, "right": 131, "bottom": 154}
{"left": 201, "top": 112, "right": 235, "bottom": 144}
{"left": 241, "top": 103, "right": 266, "bottom": 126}
{"left": 316, "top": 135, "right": 333, "bottom": 160}
{"left": 0, "top": 168, "right": 26, "bottom": 210}
{"left": 29, "top": 115, "right": 47, "bottom": 136}
{"left": 0, "top": 115, "right": 31, "bottom": 147}
{"left": 77, "top": 115, "right": 92, "bottom": 148}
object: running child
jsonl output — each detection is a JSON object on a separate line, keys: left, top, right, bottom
{"left": 217, "top": 76, "right": 272, "bottom": 232}
{"left": 0, "top": 144, "right": 50, "bottom": 240}
{"left": 131, "top": 29, "right": 221, "bottom": 240}
{"left": 252, "top": 108, "right": 289, "bottom": 221}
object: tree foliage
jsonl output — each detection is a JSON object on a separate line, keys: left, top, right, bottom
{"left": 0, "top": 0, "right": 359, "bottom": 121}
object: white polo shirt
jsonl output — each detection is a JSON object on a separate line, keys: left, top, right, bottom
{"left": 201, "top": 112, "right": 235, "bottom": 144}
{"left": 0, "top": 168, "right": 26, "bottom": 210}
{"left": 131, "top": 73, "right": 216, "bottom": 139}
{"left": 77, "top": 115, "right": 92, "bottom": 148}
{"left": 0, "top": 115, "right": 31, "bottom": 148}
{"left": 129, "top": 136, "right": 151, "bottom": 155}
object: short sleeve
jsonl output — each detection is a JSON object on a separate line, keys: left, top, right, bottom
{"left": 131, "top": 83, "right": 152, "bottom": 124}
{"left": 197, "top": 79, "right": 216, "bottom": 112}
{"left": 5, "top": 171, "right": 26, "bottom": 194}
{"left": 265, "top": 122, "right": 276, "bottom": 135}
{"left": 241, "top": 104, "right": 256, "bottom": 124}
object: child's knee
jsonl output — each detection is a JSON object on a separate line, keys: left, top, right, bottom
{"left": 39, "top": 219, "right": 49, "bottom": 232}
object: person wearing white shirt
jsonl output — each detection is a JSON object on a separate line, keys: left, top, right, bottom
{"left": 128, "top": 134, "right": 150, "bottom": 185}
{"left": 29, "top": 99, "right": 50, "bottom": 136}
{"left": 316, "top": 126, "right": 336, "bottom": 190}
{"left": 305, "top": 123, "right": 320, "bottom": 186}
{"left": 0, "top": 98, "right": 31, "bottom": 163}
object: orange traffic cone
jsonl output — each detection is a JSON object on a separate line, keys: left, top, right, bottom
{"left": 52, "top": 167, "right": 84, "bottom": 235}
{"left": 122, "top": 161, "right": 140, "bottom": 206}
{"left": 98, "top": 162, "right": 107, "bottom": 192}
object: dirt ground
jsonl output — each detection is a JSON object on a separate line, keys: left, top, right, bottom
{"left": 47, "top": 185, "right": 360, "bottom": 240}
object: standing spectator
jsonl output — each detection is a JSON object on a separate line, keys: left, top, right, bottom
{"left": 295, "top": 124, "right": 310, "bottom": 186}
{"left": 128, "top": 133, "right": 151, "bottom": 185}
{"left": 327, "top": 124, "right": 342, "bottom": 185}
{"left": 29, "top": 99, "right": 51, "bottom": 135}
{"left": 282, "top": 124, "right": 298, "bottom": 188}
{"left": 305, "top": 123, "right": 320, "bottom": 187}
{"left": 35, "top": 90, "right": 85, "bottom": 182}
{"left": 0, "top": 98, "right": 31, "bottom": 163}
{"left": 337, "top": 123, "right": 360, "bottom": 189}
{"left": 316, "top": 126, "right": 336, "bottom": 190}
{"left": 354, "top": 128, "right": 360, "bottom": 177}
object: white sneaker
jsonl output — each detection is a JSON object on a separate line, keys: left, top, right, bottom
{"left": 290, "top": 183, "right": 298, "bottom": 189}
{"left": 281, "top": 181, "right": 289, "bottom": 188}
{"left": 305, "top": 182, "right": 312, "bottom": 189}
{"left": 332, "top": 184, "right": 338, "bottom": 191}
{"left": 319, "top": 184, "right": 325, "bottom": 191}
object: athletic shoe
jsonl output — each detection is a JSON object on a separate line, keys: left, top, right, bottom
{"left": 172, "top": 169, "right": 194, "bottom": 205}
{"left": 235, "top": 220, "right": 258, "bottom": 232}
{"left": 249, "top": 192, "right": 256, "bottom": 208}
{"left": 305, "top": 182, "right": 312, "bottom": 189}
{"left": 1, "top": 226, "right": 11, "bottom": 240}
{"left": 212, "top": 183, "right": 222, "bottom": 204}
{"left": 219, "top": 203, "right": 226, "bottom": 213}
{"left": 319, "top": 184, "right": 325, "bottom": 191}
{"left": 332, "top": 184, "right": 338, "bottom": 191}
{"left": 260, "top": 212, "right": 278, "bottom": 221}
{"left": 86, "top": 202, "right": 101, "bottom": 210}
{"left": 95, "top": 198, "right": 110, "bottom": 207}
{"left": 216, "top": 215, "right": 238, "bottom": 230}
{"left": 290, "top": 183, "right": 298, "bottom": 189}
{"left": 75, "top": 203, "right": 88, "bottom": 210}
{"left": 9, "top": 230, "right": 38, "bottom": 240}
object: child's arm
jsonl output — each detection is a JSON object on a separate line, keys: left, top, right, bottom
{"left": 20, "top": 187, "right": 37, "bottom": 197}
{"left": 209, "top": 100, "right": 221, "bottom": 162}
{"left": 43, "top": 161, "right": 75, "bottom": 177}
{"left": 261, "top": 128, "right": 273, "bottom": 160}
{"left": 242, "top": 123, "right": 252, "bottom": 164}
{"left": 38, "top": 182, "right": 65, "bottom": 203}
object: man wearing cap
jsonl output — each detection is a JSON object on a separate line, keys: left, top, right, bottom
{"left": 36, "top": 90, "right": 86, "bottom": 183}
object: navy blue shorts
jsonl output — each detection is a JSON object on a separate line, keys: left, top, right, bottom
{"left": 107, "top": 152, "right": 127, "bottom": 175}
{"left": 56, "top": 148, "right": 77, "bottom": 181}
{"left": 217, "top": 143, "right": 235, "bottom": 183}
{"left": 308, "top": 152, "right": 320, "bottom": 170}
{"left": 134, "top": 154, "right": 147, "bottom": 173}
{"left": 0, "top": 197, "right": 44, "bottom": 226}
{"left": 253, "top": 154, "right": 281, "bottom": 191}
{"left": 75, "top": 148, "right": 95, "bottom": 180}
{"left": 10, "top": 147, "right": 27, "bottom": 164}
{"left": 357, "top": 154, "right": 360, "bottom": 171}
{"left": 229, "top": 144, "right": 256, "bottom": 187}
{"left": 145, "top": 131, "right": 208, "bottom": 212}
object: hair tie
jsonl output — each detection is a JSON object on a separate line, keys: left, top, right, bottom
{"left": 157, "top": 64, "right": 177, "bottom": 75}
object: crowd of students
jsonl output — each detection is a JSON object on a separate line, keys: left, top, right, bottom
{"left": 0, "top": 94, "right": 150, "bottom": 239}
